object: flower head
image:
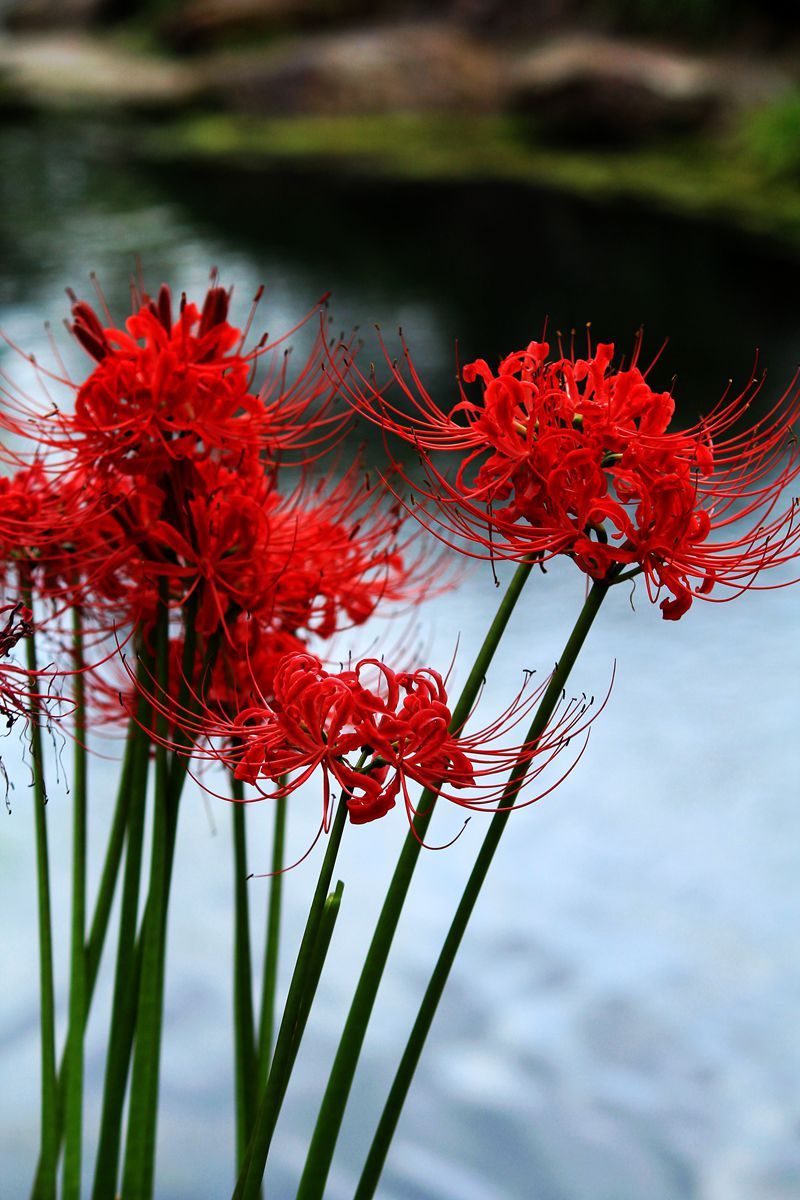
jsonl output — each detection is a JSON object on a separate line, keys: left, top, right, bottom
{"left": 0, "top": 277, "right": 430, "bottom": 666}
{"left": 64, "top": 282, "right": 351, "bottom": 477}
{"left": 1, "top": 276, "right": 352, "bottom": 481}
{"left": 143, "top": 649, "right": 602, "bottom": 839}
{"left": 334, "top": 333, "right": 800, "bottom": 618}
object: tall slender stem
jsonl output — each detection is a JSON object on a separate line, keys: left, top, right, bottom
{"left": 30, "top": 722, "right": 139, "bottom": 1200}
{"left": 120, "top": 591, "right": 172, "bottom": 1200}
{"left": 62, "top": 603, "right": 88, "bottom": 1200}
{"left": 288, "top": 559, "right": 533, "bottom": 1200}
{"left": 231, "top": 779, "right": 258, "bottom": 1168}
{"left": 233, "top": 781, "right": 358, "bottom": 1200}
{"left": 288, "top": 880, "right": 344, "bottom": 1082}
{"left": 90, "top": 691, "right": 152, "bottom": 1200}
{"left": 24, "top": 585, "right": 57, "bottom": 1200}
{"left": 352, "top": 576, "right": 612, "bottom": 1200}
{"left": 258, "top": 790, "right": 287, "bottom": 1085}
{"left": 119, "top": 602, "right": 212, "bottom": 1199}
{"left": 84, "top": 727, "right": 136, "bottom": 1002}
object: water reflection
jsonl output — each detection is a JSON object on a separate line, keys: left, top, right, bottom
{"left": 0, "top": 117, "right": 799, "bottom": 1200}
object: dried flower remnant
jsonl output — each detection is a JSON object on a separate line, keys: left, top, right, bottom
{"left": 0, "top": 601, "right": 38, "bottom": 797}
{"left": 0, "top": 601, "right": 33, "bottom": 712}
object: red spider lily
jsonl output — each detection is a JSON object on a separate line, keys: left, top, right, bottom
{"left": 0, "top": 462, "right": 65, "bottom": 573}
{"left": 0, "top": 277, "right": 431, "bottom": 652}
{"left": 145, "top": 466, "right": 277, "bottom": 637}
{"left": 332, "top": 333, "right": 800, "bottom": 619}
{"left": 77, "top": 452, "right": 432, "bottom": 721}
{"left": 203, "top": 620, "right": 308, "bottom": 714}
{"left": 252, "top": 461, "right": 433, "bottom": 639}
{"left": 0, "top": 454, "right": 423, "bottom": 670}
{"left": 0, "top": 462, "right": 73, "bottom": 567}
{"left": 0, "top": 462, "right": 117, "bottom": 618}
{"left": 0, "top": 457, "right": 159, "bottom": 657}
{"left": 0, "top": 275, "right": 352, "bottom": 482}
{"left": 79, "top": 456, "right": 425, "bottom": 644}
{"left": 138, "top": 649, "right": 605, "bottom": 838}
{"left": 67, "top": 286, "right": 271, "bottom": 477}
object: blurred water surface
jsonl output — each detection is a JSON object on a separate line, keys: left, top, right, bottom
{"left": 0, "top": 119, "right": 799, "bottom": 1200}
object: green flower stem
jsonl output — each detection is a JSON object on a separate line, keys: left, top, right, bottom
{"left": 120, "top": 591, "right": 172, "bottom": 1200}
{"left": 90, "top": 706, "right": 152, "bottom": 1200}
{"left": 258, "top": 789, "right": 287, "bottom": 1088}
{"left": 62, "top": 604, "right": 88, "bottom": 1200}
{"left": 352, "top": 574, "right": 613, "bottom": 1200}
{"left": 30, "top": 721, "right": 138, "bottom": 1200}
{"left": 232, "top": 779, "right": 258, "bottom": 1169}
{"left": 293, "top": 558, "right": 533, "bottom": 1200}
{"left": 24, "top": 587, "right": 57, "bottom": 1200}
{"left": 288, "top": 880, "right": 344, "bottom": 1080}
{"left": 95, "top": 621, "right": 210, "bottom": 1200}
{"left": 84, "top": 726, "right": 136, "bottom": 1000}
{"left": 120, "top": 608, "right": 216, "bottom": 1200}
{"left": 233, "top": 784, "right": 357, "bottom": 1200}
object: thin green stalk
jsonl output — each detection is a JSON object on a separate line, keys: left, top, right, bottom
{"left": 288, "top": 881, "right": 344, "bottom": 1079}
{"left": 24, "top": 587, "right": 57, "bottom": 1200}
{"left": 287, "top": 559, "right": 533, "bottom": 1200}
{"left": 30, "top": 723, "right": 138, "bottom": 1200}
{"left": 232, "top": 779, "right": 258, "bottom": 1169}
{"left": 258, "top": 790, "right": 287, "bottom": 1086}
{"left": 92, "top": 609, "right": 215, "bottom": 1200}
{"left": 120, "top": 592, "right": 172, "bottom": 1200}
{"left": 84, "top": 727, "right": 137, "bottom": 1001}
{"left": 95, "top": 768, "right": 188, "bottom": 1200}
{"left": 233, "top": 788, "right": 354, "bottom": 1200}
{"left": 90, "top": 712, "right": 152, "bottom": 1200}
{"left": 36, "top": 601, "right": 216, "bottom": 1199}
{"left": 120, "top": 604, "right": 212, "bottom": 1200}
{"left": 352, "top": 575, "right": 613, "bottom": 1200}
{"left": 62, "top": 604, "right": 88, "bottom": 1200}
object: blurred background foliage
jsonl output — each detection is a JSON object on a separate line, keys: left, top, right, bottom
{"left": 3, "top": 0, "right": 800, "bottom": 244}
{"left": 1, "top": 0, "right": 799, "bottom": 224}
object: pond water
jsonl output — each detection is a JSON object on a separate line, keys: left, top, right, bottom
{"left": 1, "top": 117, "right": 799, "bottom": 1200}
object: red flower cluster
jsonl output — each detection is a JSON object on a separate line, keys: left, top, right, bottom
{"left": 335, "top": 335, "right": 800, "bottom": 619}
{"left": 152, "top": 650, "right": 602, "bottom": 834}
{"left": 0, "top": 462, "right": 94, "bottom": 601}
{"left": 31, "top": 283, "right": 349, "bottom": 479}
{"left": 0, "top": 276, "right": 427, "bottom": 727}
